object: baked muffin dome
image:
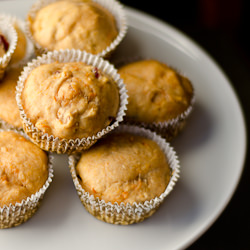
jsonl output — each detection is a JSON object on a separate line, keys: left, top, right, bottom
{"left": 118, "top": 59, "right": 194, "bottom": 123}
{"left": 0, "top": 130, "right": 48, "bottom": 207}
{"left": 76, "top": 132, "right": 171, "bottom": 204}
{"left": 21, "top": 61, "right": 120, "bottom": 139}
{"left": 29, "top": 0, "right": 118, "bottom": 54}
{"left": 0, "top": 67, "right": 23, "bottom": 128}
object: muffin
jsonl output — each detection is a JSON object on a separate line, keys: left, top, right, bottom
{"left": 0, "top": 20, "right": 18, "bottom": 79}
{"left": 0, "top": 14, "right": 34, "bottom": 68}
{"left": 0, "top": 129, "right": 53, "bottom": 228}
{"left": 22, "top": 61, "right": 119, "bottom": 139}
{"left": 16, "top": 50, "right": 128, "bottom": 154}
{"left": 26, "top": 0, "right": 127, "bottom": 57}
{"left": 118, "top": 59, "right": 195, "bottom": 140}
{"left": 69, "top": 125, "right": 180, "bottom": 225}
{"left": 0, "top": 67, "right": 23, "bottom": 129}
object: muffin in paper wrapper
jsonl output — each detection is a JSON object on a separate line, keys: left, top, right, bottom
{"left": 16, "top": 49, "right": 128, "bottom": 154}
{"left": 0, "top": 14, "right": 34, "bottom": 69}
{"left": 113, "top": 57, "right": 195, "bottom": 141}
{"left": 0, "top": 128, "right": 54, "bottom": 229}
{"left": 68, "top": 125, "right": 180, "bottom": 225}
{"left": 25, "top": 0, "right": 127, "bottom": 58}
{"left": 0, "top": 20, "right": 17, "bottom": 80}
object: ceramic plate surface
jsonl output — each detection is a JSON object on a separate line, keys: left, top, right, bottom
{"left": 0, "top": 1, "right": 246, "bottom": 250}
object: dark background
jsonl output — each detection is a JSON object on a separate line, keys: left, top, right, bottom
{"left": 121, "top": 0, "right": 249, "bottom": 249}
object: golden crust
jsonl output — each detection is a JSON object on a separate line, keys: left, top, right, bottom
{"left": 21, "top": 62, "right": 120, "bottom": 139}
{"left": 10, "top": 24, "right": 27, "bottom": 65}
{"left": 0, "top": 131, "right": 48, "bottom": 207}
{"left": 118, "top": 59, "right": 193, "bottom": 123}
{"left": 0, "top": 67, "right": 23, "bottom": 128}
{"left": 76, "top": 132, "right": 171, "bottom": 204}
{"left": 0, "top": 46, "right": 5, "bottom": 57}
{"left": 30, "top": 0, "right": 118, "bottom": 54}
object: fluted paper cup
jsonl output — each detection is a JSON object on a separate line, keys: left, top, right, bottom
{"left": 26, "top": 0, "right": 127, "bottom": 58}
{"left": 16, "top": 49, "right": 128, "bottom": 154}
{"left": 114, "top": 57, "right": 195, "bottom": 141}
{"left": 0, "top": 118, "right": 23, "bottom": 131}
{"left": 126, "top": 95, "right": 195, "bottom": 141}
{"left": 0, "top": 128, "right": 54, "bottom": 229}
{"left": 69, "top": 125, "right": 180, "bottom": 225}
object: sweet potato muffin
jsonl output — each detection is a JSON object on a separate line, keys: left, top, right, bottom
{"left": 76, "top": 132, "right": 171, "bottom": 204}
{"left": 20, "top": 61, "right": 120, "bottom": 140}
{"left": 28, "top": 0, "right": 118, "bottom": 54}
{"left": 0, "top": 130, "right": 48, "bottom": 207}
{"left": 70, "top": 125, "right": 180, "bottom": 224}
{"left": 0, "top": 67, "right": 23, "bottom": 128}
{"left": 118, "top": 59, "right": 194, "bottom": 123}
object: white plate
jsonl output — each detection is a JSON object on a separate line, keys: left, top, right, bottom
{"left": 0, "top": 1, "right": 247, "bottom": 250}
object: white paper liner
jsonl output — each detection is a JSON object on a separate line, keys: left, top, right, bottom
{"left": 0, "top": 14, "right": 34, "bottom": 68}
{"left": 69, "top": 125, "right": 180, "bottom": 225}
{"left": 0, "top": 128, "right": 54, "bottom": 229}
{"left": 0, "top": 20, "right": 18, "bottom": 79}
{"left": 0, "top": 118, "right": 23, "bottom": 131}
{"left": 127, "top": 94, "right": 195, "bottom": 141}
{"left": 25, "top": 0, "right": 127, "bottom": 58}
{"left": 114, "top": 57, "right": 195, "bottom": 141}
{"left": 16, "top": 49, "right": 128, "bottom": 154}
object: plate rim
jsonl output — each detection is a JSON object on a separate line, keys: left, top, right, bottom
{"left": 0, "top": 1, "right": 247, "bottom": 249}
{"left": 124, "top": 6, "right": 247, "bottom": 248}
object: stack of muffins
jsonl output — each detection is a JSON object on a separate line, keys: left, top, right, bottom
{"left": 0, "top": 0, "right": 195, "bottom": 227}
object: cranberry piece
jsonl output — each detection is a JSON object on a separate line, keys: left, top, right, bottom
{"left": 0, "top": 34, "right": 9, "bottom": 52}
{"left": 93, "top": 67, "right": 100, "bottom": 79}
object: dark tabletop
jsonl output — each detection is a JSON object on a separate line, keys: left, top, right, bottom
{"left": 121, "top": 0, "right": 250, "bottom": 249}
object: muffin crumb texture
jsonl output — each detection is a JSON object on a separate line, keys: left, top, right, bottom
{"left": 0, "top": 67, "right": 23, "bottom": 128}
{"left": 0, "top": 131, "right": 48, "bottom": 207}
{"left": 30, "top": 0, "right": 118, "bottom": 54}
{"left": 76, "top": 133, "right": 171, "bottom": 204}
{"left": 21, "top": 61, "right": 120, "bottom": 139}
{"left": 118, "top": 59, "right": 193, "bottom": 123}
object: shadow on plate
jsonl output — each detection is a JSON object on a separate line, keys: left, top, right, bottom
{"left": 140, "top": 180, "right": 201, "bottom": 229}
{"left": 172, "top": 101, "right": 214, "bottom": 155}
{"left": 23, "top": 154, "right": 77, "bottom": 228}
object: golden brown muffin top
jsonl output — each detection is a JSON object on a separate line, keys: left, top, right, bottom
{"left": 118, "top": 59, "right": 193, "bottom": 123}
{"left": 76, "top": 132, "right": 171, "bottom": 204}
{"left": 0, "top": 45, "right": 5, "bottom": 57}
{"left": 0, "top": 67, "right": 23, "bottom": 128}
{"left": 0, "top": 131, "right": 48, "bottom": 207}
{"left": 10, "top": 24, "right": 27, "bottom": 65}
{"left": 21, "top": 61, "right": 120, "bottom": 139}
{"left": 30, "top": 0, "right": 118, "bottom": 54}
